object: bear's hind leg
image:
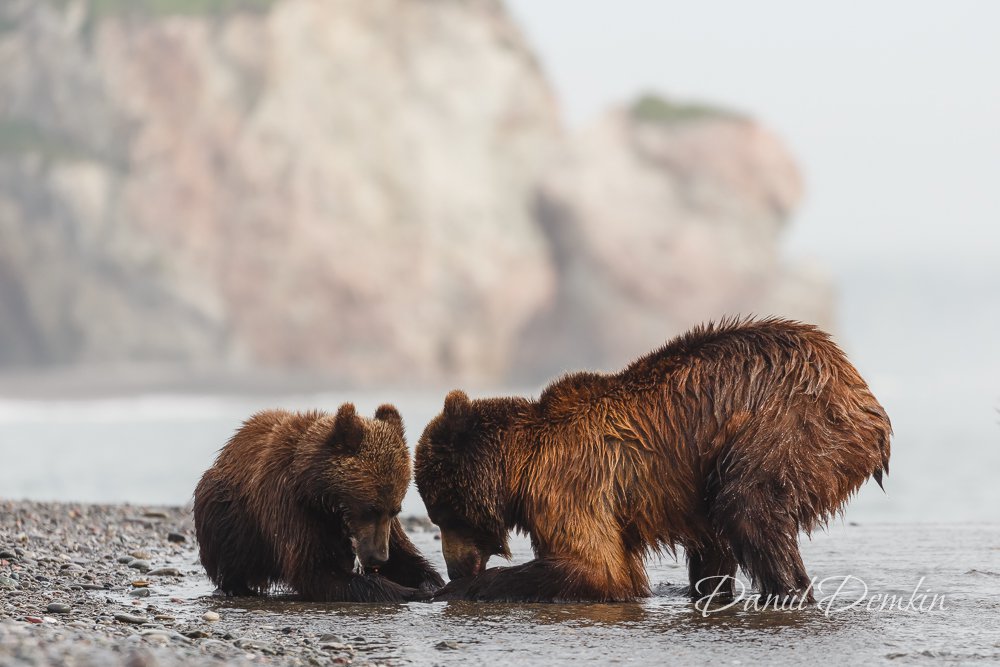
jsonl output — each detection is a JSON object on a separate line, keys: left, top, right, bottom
{"left": 714, "top": 484, "right": 813, "bottom": 603}
{"left": 686, "top": 540, "right": 737, "bottom": 600}
{"left": 197, "top": 493, "right": 277, "bottom": 596}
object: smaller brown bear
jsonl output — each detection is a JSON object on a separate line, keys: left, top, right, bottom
{"left": 416, "top": 318, "right": 891, "bottom": 603}
{"left": 194, "top": 404, "right": 443, "bottom": 602}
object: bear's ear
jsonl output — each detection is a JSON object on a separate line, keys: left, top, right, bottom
{"left": 328, "top": 403, "right": 364, "bottom": 453}
{"left": 443, "top": 390, "right": 470, "bottom": 418}
{"left": 374, "top": 404, "right": 404, "bottom": 436}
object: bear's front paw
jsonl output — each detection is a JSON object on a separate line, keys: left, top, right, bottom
{"left": 403, "top": 585, "right": 436, "bottom": 602}
{"left": 430, "top": 577, "right": 475, "bottom": 601}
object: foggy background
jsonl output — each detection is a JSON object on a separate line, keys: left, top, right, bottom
{"left": 0, "top": 0, "right": 997, "bottom": 522}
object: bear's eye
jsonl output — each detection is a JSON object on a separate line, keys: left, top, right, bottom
{"left": 357, "top": 506, "right": 379, "bottom": 521}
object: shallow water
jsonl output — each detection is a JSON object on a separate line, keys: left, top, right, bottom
{"left": 155, "top": 523, "right": 1000, "bottom": 666}
{"left": 1, "top": 392, "right": 998, "bottom": 663}
{"left": 0, "top": 390, "right": 998, "bottom": 522}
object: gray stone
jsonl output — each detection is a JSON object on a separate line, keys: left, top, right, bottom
{"left": 46, "top": 602, "right": 71, "bottom": 614}
{"left": 127, "top": 559, "right": 152, "bottom": 572}
{"left": 114, "top": 613, "right": 149, "bottom": 625}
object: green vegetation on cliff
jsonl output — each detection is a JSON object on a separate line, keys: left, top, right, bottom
{"left": 630, "top": 93, "right": 740, "bottom": 125}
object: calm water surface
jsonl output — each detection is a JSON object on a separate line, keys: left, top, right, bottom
{"left": 164, "top": 524, "right": 999, "bottom": 666}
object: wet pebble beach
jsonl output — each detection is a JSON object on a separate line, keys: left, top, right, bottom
{"left": 3, "top": 500, "right": 1000, "bottom": 666}
{"left": 0, "top": 501, "right": 420, "bottom": 666}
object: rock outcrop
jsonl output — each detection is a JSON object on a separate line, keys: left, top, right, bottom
{"left": 0, "top": 0, "right": 558, "bottom": 383}
{"left": 0, "top": 2, "right": 833, "bottom": 386}
{"left": 515, "top": 98, "right": 833, "bottom": 378}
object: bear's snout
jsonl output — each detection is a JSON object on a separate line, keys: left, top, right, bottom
{"left": 440, "top": 529, "right": 487, "bottom": 580}
{"left": 353, "top": 519, "right": 392, "bottom": 569}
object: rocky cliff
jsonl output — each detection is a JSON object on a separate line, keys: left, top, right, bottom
{"left": 0, "top": 0, "right": 832, "bottom": 386}
{"left": 516, "top": 98, "right": 833, "bottom": 378}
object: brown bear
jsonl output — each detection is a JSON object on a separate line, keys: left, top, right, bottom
{"left": 194, "top": 403, "right": 443, "bottom": 602}
{"left": 415, "top": 318, "right": 891, "bottom": 602}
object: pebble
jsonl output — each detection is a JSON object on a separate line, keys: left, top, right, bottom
{"left": 132, "top": 580, "right": 150, "bottom": 587}
{"left": 128, "top": 559, "right": 152, "bottom": 572}
{"left": 46, "top": 602, "right": 72, "bottom": 614}
{"left": 234, "top": 638, "right": 277, "bottom": 654}
{"left": 167, "top": 532, "right": 186, "bottom": 543}
{"left": 130, "top": 550, "right": 152, "bottom": 560}
{"left": 201, "top": 611, "right": 220, "bottom": 622}
{"left": 116, "top": 556, "right": 132, "bottom": 564}
{"left": 0, "top": 549, "right": 16, "bottom": 559}
{"left": 114, "top": 613, "right": 150, "bottom": 625}
{"left": 0, "top": 576, "right": 18, "bottom": 589}
{"left": 129, "top": 587, "right": 151, "bottom": 598}
{"left": 147, "top": 567, "right": 180, "bottom": 576}
{"left": 143, "top": 511, "right": 169, "bottom": 519}
{"left": 25, "top": 616, "right": 44, "bottom": 624}
{"left": 182, "top": 629, "right": 209, "bottom": 639}
{"left": 436, "top": 640, "right": 462, "bottom": 650}
{"left": 81, "top": 583, "right": 106, "bottom": 591}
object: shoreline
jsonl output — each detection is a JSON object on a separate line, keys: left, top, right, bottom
{"left": 0, "top": 500, "right": 435, "bottom": 667}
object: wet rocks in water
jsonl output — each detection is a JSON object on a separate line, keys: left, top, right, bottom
{"left": 46, "top": 602, "right": 71, "bottom": 614}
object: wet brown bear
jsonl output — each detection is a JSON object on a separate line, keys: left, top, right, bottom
{"left": 194, "top": 404, "right": 443, "bottom": 602}
{"left": 416, "top": 318, "right": 891, "bottom": 602}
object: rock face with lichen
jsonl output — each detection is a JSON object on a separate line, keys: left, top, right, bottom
{"left": 0, "top": 1, "right": 833, "bottom": 386}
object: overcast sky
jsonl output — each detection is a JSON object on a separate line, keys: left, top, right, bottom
{"left": 506, "top": 1, "right": 1000, "bottom": 270}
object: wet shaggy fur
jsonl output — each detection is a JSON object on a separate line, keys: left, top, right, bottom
{"left": 416, "top": 318, "right": 892, "bottom": 603}
{"left": 194, "top": 404, "right": 443, "bottom": 602}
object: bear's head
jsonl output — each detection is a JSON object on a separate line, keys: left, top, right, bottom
{"left": 324, "top": 403, "right": 409, "bottom": 571}
{"left": 415, "top": 390, "right": 527, "bottom": 581}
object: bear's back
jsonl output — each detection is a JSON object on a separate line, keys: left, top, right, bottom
{"left": 212, "top": 409, "right": 331, "bottom": 486}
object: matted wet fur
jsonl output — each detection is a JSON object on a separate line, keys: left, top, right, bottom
{"left": 194, "top": 404, "right": 443, "bottom": 602}
{"left": 416, "top": 317, "right": 891, "bottom": 602}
